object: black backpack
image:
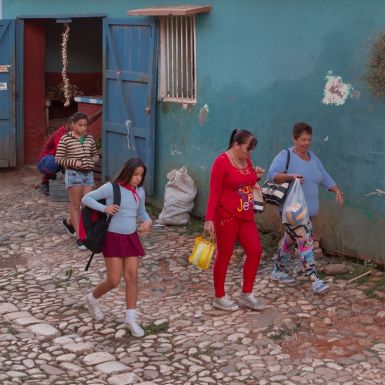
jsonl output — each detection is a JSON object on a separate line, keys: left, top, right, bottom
{"left": 80, "top": 182, "right": 121, "bottom": 271}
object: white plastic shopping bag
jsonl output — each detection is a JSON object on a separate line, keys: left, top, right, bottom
{"left": 282, "top": 178, "right": 309, "bottom": 226}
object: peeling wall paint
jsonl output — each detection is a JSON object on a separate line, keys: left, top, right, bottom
{"left": 198, "top": 104, "right": 209, "bottom": 125}
{"left": 170, "top": 144, "right": 184, "bottom": 156}
{"left": 322, "top": 71, "right": 359, "bottom": 106}
{"left": 366, "top": 189, "right": 385, "bottom": 197}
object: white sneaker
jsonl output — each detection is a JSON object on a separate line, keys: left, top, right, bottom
{"left": 271, "top": 269, "right": 296, "bottom": 283}
{"left": 312, "top": 279, "right": 329, "bottom": 294}
{"left": 238, "top": 293, "right": 264, "bottom": 311}
{"left": 212, "top": 295, "right": 239, "bottom": 311}
{"left": 125, "top": 319, "right": 145, "bottom": 337}
{"left": 86, "top": 296, "right": 104, "bottom": 320}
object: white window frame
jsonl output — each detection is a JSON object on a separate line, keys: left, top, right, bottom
{"left": 158, "top": 15, "right": 196, "bottom": 104}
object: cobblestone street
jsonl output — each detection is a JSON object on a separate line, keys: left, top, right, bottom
{"left": 1, "top": 168, "right": 385, "bottom": 385}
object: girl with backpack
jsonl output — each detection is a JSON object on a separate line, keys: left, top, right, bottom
{"left": 82, "top": 157, "right": 152, "bottom": 337}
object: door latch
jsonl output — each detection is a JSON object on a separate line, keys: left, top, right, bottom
{"left": 125, "top": 120, "right": 135, "bottom": 150}
{"left": 145, "top": 107, "right": 151, "bottom": 114}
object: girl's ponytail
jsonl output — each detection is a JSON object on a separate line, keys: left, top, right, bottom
{"left": 227, "top": 128, "right": 257, "bottom": 150}
{"left": 228, "top": 128, "right": 240, "bottom": 149}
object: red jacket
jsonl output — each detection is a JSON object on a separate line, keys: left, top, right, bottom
{"left": 38, "top": 125, "right": 68, "bottom": 160}
{"left": 205, "top": 153, "right": 258, "bottom": 221}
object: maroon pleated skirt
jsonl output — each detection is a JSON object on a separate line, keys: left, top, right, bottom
{"left": 103, "top": 231, "right": 145, "bottom": 258}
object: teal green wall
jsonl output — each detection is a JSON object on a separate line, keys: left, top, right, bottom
{"left": 154, "top": 1, "right": 385, "bottom": 263}
{"left": 4, "top": 0, "right": 385, "bottom": 261}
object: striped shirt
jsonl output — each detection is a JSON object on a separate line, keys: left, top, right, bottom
{"left": 55, "top": 133, "right": 100, "bottom": 171}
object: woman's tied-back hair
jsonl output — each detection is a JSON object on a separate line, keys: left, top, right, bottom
{"left": 228, "top": 129, "right": 257, "bottom": 150}
{"left": 68, "top": 112, "right": 88, "bottom": 124}
{"left": 293, "top": 122, "right": 312, "bottom": 139}
{"left": 114, "top": 157, "right": 147, "bottom": 187}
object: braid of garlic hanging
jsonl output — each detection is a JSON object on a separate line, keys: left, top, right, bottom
{"left": 61, "top": 23, "right": 71, "bottom": 107}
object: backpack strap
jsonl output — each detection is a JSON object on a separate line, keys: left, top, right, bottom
{"left": 111, "top": 181, "right": 121, "bottom": 206}
{"left": 85, "top": 253, "right": 95, "bottom": 272}
{"left": 284, "top": 148, "right": 291, "bottom": 173}
{"left": 104, "top": 182, "right": 122, "bottom": 228}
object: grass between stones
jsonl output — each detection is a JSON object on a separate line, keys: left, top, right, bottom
{"left": 363, "top": 281, "right": 385, "bottom": 299}
{"left": 143, "top": 320, "right": 169, "bottom": 335}
{"left": 328, "top": 257, "right": 385, "bottom": 299}
{"left": 259, "top": 230, "right": 281, "bottom": 257}
{"left": 145, "top": 202, "right": 162, "bottom": 218}
{"left": 268, "top": 321, "right": 303, "bottom": 341}
{"left": 335, "top": 259, "right": 377, "bottom": 282}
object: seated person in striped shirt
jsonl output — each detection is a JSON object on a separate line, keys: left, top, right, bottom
{"left": 55, "top": 112, "right": 100, "bottom": 250}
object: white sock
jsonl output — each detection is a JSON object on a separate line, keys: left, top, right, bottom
{"left": 126, "top": 309, "right": 137, "bottom": 322}
{"left": 88, "top": 292, "right": 98, "bottom": 305}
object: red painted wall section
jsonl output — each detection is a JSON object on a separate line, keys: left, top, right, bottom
{"left": 24, "top": 21, "right": 46, "bottom": 164}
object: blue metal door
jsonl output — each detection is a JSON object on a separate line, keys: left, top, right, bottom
{"left": 102, "top": 18, "right": 158, "bottom": 194}
{"left": 0, "top": 20, "right": 16, "bottom": 168}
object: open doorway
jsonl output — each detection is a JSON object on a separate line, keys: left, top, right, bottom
{"left": 19, "top": 16, "right": 158, "bottom": 192}
{"left": 22, "top": 17, "right": 103, "bottom": 164}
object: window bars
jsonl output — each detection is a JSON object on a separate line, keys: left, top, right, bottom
{"left": 159, "top": 15, "right": 196, "bottom": 103}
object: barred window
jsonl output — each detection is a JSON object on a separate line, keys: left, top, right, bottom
{"left": 158, "top": 15, "right": 196, "bottom": 103}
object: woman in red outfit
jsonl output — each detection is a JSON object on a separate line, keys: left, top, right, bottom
{"left": 204, "top": 129, "right": 265, "bottom": 311}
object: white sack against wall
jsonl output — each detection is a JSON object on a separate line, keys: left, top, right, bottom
{"left": 158, "top": 166, "right": 198, "bottom": 225}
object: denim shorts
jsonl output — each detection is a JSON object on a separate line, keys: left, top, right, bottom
{"left": 64, "top": 169, "right": 95, "bottom": 188}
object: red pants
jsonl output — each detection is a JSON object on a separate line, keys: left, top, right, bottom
{"left": 213, "top": 208, "right": 262, "bottom": 297}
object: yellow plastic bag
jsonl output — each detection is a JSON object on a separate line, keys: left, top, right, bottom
{"left": 188, "top": 236, "right": 216, "bottom": 270}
